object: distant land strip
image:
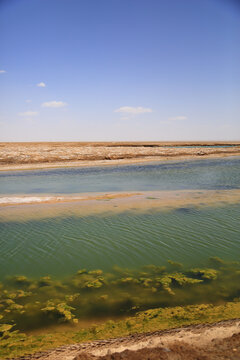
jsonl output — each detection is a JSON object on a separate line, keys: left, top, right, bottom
{"left": 0, "top": 142, "right": 240, "bottom": 171}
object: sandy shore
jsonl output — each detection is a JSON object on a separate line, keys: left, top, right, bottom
{"left": 0, "top": 192, "right": 140, "bottom": 206}
{"left": 12, "top": 319, "right": 240, "bottom": 360}
{"left": 1, "top": 142, "right": 240, "bottom": 171}
{"left": 1, "top": 189, "right": 240, "bottom": 222}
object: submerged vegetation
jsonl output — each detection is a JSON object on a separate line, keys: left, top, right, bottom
{"left": 1, "top": 257, "right": 240, "bottom": 331}
{"left": 1, "top": 300, "right": 240, "bottom": 359}
{"left": 1, "top": 257, "right": 240, "bottom": 357}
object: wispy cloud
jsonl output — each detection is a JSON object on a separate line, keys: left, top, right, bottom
{"left": 114, "top": 106, "right": 153, "bottom": 115}
{"left": 42, "top": 101, "right": 67, "bottom": 108}
{"left": 37, "top": 82, "right": 46, "bottom": 87}
{"left": 168, "top": 116, "right": 188, "bottom": 121}
{"left": 26, "top": 99, "right": 32, "bottom": 103}
{"left": 0, "top": 70, "right": 6, "bottom": 74}
{"left": 18, "top": 111, "right": 38, "bottom": 117}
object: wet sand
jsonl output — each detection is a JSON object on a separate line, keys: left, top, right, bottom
{"left": 1, "top": 142, "right": 240, "bottom": 171}
{"left": 1, "top": 189, "right": 240, "bottom": 222}
{"left": 0, "top": 192, "right": 141, "bottom": 206}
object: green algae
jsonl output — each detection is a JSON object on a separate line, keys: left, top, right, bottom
{"left": 41, "top": 301, "right": 78, "bottom": 324}
{"left": 1, "top": 258, "right": 240, "bottom": 337}
{"left": 188, "top": 268, "right": 218, "bottom": 280}
{"left": 169, "top": 273, "right": 203, "bottom": 286}
{"left": 0, "top": 322, "right": 15, "bottom": 338}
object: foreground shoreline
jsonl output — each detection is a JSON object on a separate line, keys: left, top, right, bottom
{"left": 23, "top": 319, "right": 240, "bottom": 360}
{"left": 5, "top": 305, "right": 240, "bottom": 360}
{"left": 0, "top": 142, "right": 240, "bottom": 171}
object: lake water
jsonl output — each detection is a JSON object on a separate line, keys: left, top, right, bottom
{"left": 0, "top": 156, "right": 240, "bottom": 195}
{"left": 1, "top": 203, "right": 240, "bottom": 280}
{"left": 0, "top": 157, "right": 240, "bottom": 330}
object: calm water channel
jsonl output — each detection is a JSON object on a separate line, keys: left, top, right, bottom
{"left": 0, "top": 157, "right": 240, "bottom": 279}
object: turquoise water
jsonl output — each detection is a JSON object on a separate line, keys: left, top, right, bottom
{"left": 0, "top": 157, "right": 240, "bottom": 194}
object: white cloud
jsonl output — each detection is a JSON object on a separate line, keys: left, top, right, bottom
{"left": 114, "top": 106, "right": 153, "bottom": 115}
{"left": 168, "top": 116, "right": 188, "bottom": 121}
{"left": 26, "top": 99, "right": 32, "bottom": 103}
{"left": 37, "top": 82, "right": 46, "bottom": 87}
{"left": 0, "top": 70, "right": 6, "bottom": 74}
{"left": 18, "top": 111, "right": 38, "bottom": 117}
{"left": 42, "top": 101, "right": 67, "bottom": 108}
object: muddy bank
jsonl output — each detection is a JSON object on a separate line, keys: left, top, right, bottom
{"left": 11, "top": 319, "right": 240, "bottom": 360}
{"left": 77, "top": 331, "right": 240, "bottom": 360}
{"left": 1, "top": 142, "right": 240, "bottom": 171}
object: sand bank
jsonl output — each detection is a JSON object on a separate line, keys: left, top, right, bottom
{"left": 1, "top": 189, "right": 240, "bottom": 222}
{"left": 0, "top": 192, "right": 139, "bottom": 206}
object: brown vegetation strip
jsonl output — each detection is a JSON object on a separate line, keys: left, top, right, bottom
{"left": 0, "top": 142, "right": 240, "bottom": 171}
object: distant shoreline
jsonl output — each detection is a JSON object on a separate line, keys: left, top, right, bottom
{"left": 0, "top": 142, "right": 240, "bottom": 172}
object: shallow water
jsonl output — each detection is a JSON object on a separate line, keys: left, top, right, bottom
{"left": 0, "top": 157, "right": 240, "bottom": 331}
{"left": 1, "top": 259, "right": 240, "bottom": 331}
{"left": 0, "top": 204, "right": 240, "bottom": 280}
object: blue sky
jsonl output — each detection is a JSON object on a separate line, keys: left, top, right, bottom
{"left": 0, "top": 0, "right": 239, "bottom": 141}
